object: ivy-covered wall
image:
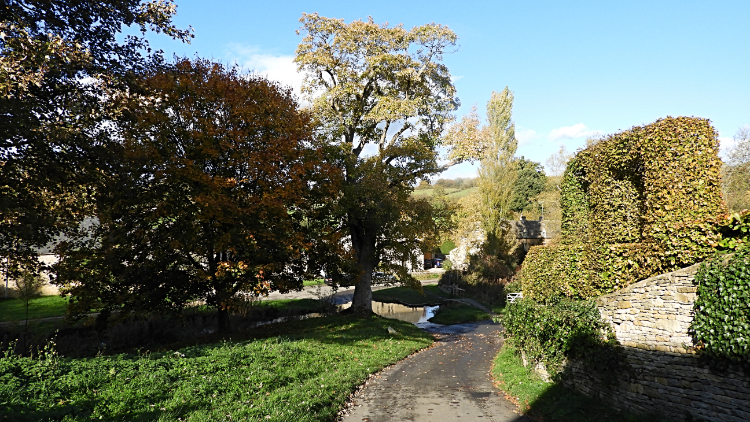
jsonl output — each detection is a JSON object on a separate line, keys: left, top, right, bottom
{"left": 521, "top": 117, "right": 725, "bottom": 300}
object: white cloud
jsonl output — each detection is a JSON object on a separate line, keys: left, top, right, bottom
{"left": 225, "top": 44, "right": 304, "bottom": 99}
{"left": 451, "top": 75, "right": 464, "bottom": 83}
{"left": 548, "top": 123, "right": 601, "bottom": 141}
{"left": 516, "top": 129, "right": 538, "bottom": 146}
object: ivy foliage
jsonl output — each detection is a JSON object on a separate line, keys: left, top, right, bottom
{"left": 501, "top": 299, "right": 622, "bottom": 377}
{"left": 691, "top": 249, "right": 750, "bottom": 366}
{"left": 521, "top": 117, "right": 725, "bottom": 300}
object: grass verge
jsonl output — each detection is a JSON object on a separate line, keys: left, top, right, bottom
{"left": 492, "top": 344, "right": 668, "bottom": 422}
{"left": 0, "top": 296, "right": 69, "bottom": 322}
{"left": 254, "top": 298, "right": 330, "bottom": 314}
{"left": 371, "top": 287, "right": 441, "bottom": 306}
{"left": 411, "top": 272, "right": 442, "bottom": 281}
{"left": 303, "top": 278, "right": 324, "bottom": 287}
{"left": 428, "top": 302, "right": 490, "bottom": 325}
{"left": 0, "top": 314, "right": 433, "bottom": 422}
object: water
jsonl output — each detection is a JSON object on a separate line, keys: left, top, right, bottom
{"left": 338, "top": 301, "right": 439, "bottom": 324}
{"left": 245, "top": 301, "right": 441, "bottom": 329}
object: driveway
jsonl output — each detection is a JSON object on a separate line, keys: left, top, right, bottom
{"left": 339, "top": 321, "right": 530, "bottom": 422}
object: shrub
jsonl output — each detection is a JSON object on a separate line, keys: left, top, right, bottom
{"left": 691, "top": 249, "right": 750, "bottom": 366}
{"left": 501, "top": 299, "right": 621, "bottom": 377}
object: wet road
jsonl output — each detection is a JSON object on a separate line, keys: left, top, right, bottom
{"left": 340, "top": 321, "right": 530, "bottom": 422}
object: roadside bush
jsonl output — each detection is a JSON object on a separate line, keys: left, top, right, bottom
{"left": 691, "top": 249, "right": 750, "bottom": 366}
{"left": 501, "top": 299, "right": 621, "bottom": 377}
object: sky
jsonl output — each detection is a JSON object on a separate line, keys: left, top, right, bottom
{"left": 142, "top": 0, "right": 750, "bottom": 179}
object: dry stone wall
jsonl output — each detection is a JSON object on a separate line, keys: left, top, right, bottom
{"left": 561, "top": 263, "right": 750, "bottom": 422}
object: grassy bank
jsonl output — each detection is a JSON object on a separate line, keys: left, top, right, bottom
{"left": 371, "top": 286, "right": 441, "bottom": 306}
{"left": 492, "top": 344, "right": 667, "bottom": 422}
{"left": 429, "top": 302, "right": 490, "bottom": 325}
{"left": 1, "top": 314, "right": 433, "bottom": 422}
{"left": 0, "top": 296, "right": 69, "bottom": 322}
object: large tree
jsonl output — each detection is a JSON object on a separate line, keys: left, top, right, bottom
{"left": 1, "top": 0, "right": 191, "bottom": 278}
{"left": 55, "top": 58, "right": 340, "bottom": 332}
{"left": 295, "top": 14, "right": 485, "bottom": 313}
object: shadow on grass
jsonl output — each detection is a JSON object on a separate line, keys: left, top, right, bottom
{"left": 493, "top": 344, "right": 672, "bottom": 422}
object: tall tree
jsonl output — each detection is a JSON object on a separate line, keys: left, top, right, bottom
{"left": 1, "top": 0, "right": 192, "bottom": 279}
{"left": 477, "top": 89, "right": 518, "bottom": 248}
{"left": 449, "top": 89, "right": 519, "bottom": 272}
{"left": 295, "top": 14, "right": 486, "bottom": 313}
{"left": 55, "top": 58, "right": 340, "bottom": 332}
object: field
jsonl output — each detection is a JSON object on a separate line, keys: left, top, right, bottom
{"left": 0, "top": 315, "right": 433, "bottom": 422}
{"left": 411, "top": 187, "right": 477, "bottom": 200}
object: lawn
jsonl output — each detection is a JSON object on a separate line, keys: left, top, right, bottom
{"left": 0, "top": 295, "right": 69, "bottom": 322}
{"left": 372, "top": 286, "right": 442, "bottom": 306}
{"left": 492, "top": 344, "right": 668, "bottom": 422}
{"left": 0, "top": 314, "right": 433, "bottom": 422}
{"left": 303, "top": 278, "right": 324, "bottom": 287}
{"left": 428, "top": 302, "right": 491, "bottom": 325}
{"left": 253, "top": 298, "right": 330, "bottom": 315}
{"left": 411, "top": 272, "right": 442, "bottom": 281}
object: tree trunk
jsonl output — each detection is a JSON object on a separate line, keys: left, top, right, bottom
{"left": 349, "top": 220, "right": 377, "bottom": 315}
{"left": 217, "top": 306, "right": 230, "bottom": 333}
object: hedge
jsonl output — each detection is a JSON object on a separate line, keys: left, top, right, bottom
{"left": 521, "top": 117, "right": 725, "bottom": 300}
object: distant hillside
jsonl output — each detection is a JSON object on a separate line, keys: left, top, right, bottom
{"left": 412, "top": 187, "right": 477, "bottom": 200}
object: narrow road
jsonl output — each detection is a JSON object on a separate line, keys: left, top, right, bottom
{"left": 340, "top": 321, "right": 530, "bottom": 422}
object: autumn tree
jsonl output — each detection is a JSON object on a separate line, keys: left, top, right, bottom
{"left": 55, "top": 58, "right": 340, "bottom": 332}
{"left": 1, "top": 0, "right": 192, "bottom": 279}
{"left": 295, "top": 14, "right": 486, "bottom": 313}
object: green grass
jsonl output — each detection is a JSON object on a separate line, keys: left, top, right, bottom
{"left": 411, "top": 272, "right": 442, "bottom": 281}
{"left": 423, "top": 285, "right": 450, "bottom": 297}
{"left": 0, "top": 314, "right": 433, "bottom": 422}
{"left": 0, "top": 296, "right": 69, "bottom": 322}
{"left": 372, "top": 286, "right": 442, "bottom": 306}
{"left": 302, "top": 278, "right": 324, "bottom": 287}
{"left": 254, "top": 298, "right": 328, "bottom": 314}
{"left": 428, "top": 302, "right": 491, "bottom": 325}
{"left": 492, "top": 344, "right": 669, "bottom": 422}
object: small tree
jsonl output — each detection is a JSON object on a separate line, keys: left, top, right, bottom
{"left": 14, "top": 269, "right": 45, "bottom": 335}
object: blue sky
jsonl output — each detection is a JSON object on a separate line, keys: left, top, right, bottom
{"left": 144, "top": 0, "right": 750, "bottom": 178}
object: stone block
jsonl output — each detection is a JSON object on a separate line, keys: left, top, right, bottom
{"left": 618, "top": 301, "right": 632, "bottom": 309}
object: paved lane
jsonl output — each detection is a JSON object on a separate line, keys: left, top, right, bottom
{"left": 340, "top": 321, "right": 530, "bottom": 422}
